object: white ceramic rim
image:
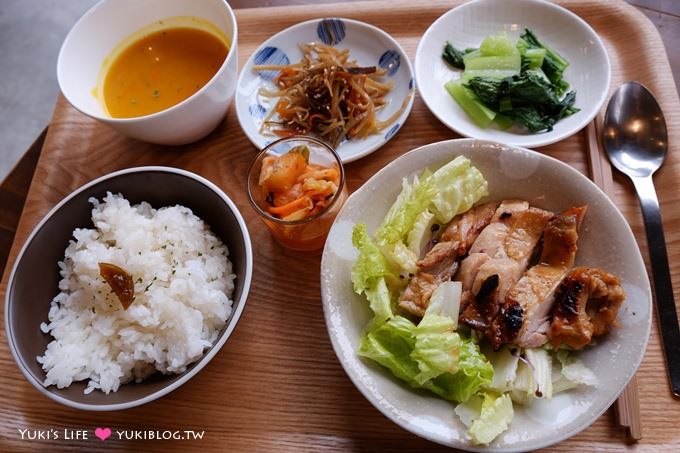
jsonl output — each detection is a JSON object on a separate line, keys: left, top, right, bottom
{"left": 56, "top": 0, "right": 239, "bottom": 123}
{"left": 235, "top": 17, "right": 416, "bottom": 162}
{"left": 4, "top": 166, "right": 254, "bottom": 411}
{"left": 321, "top": 138, "right": 651, "bottom": 451}
{"left": 414, "top": 0, "right": 612, "bottom": 148}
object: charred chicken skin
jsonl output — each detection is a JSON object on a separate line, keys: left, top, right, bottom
{"left": 549, "top": 267, "right": 625, "bottom": 350}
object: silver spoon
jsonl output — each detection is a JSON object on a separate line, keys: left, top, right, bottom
{"left": 603, "top": 81, "right": 680, "bottom": 397}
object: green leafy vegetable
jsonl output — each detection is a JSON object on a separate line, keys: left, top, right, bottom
{"left": 443, "top": 42, "right": 466, "bottom": 69}
{"left": 427, "top": 338, "right": 493, "bottom": 403}
{"left": 411, "top": 282, "right": 463, "bottom": 384}
{"left": 382, "top": 240, "right": 418, "bottom": 276}
{"left": 483, "top": 346, "right": 519, "bottom": 393}
{"left": 454, "top": 393, "right": 485, "bottom": 427}
{"left": 375, "top": 171, "right": 436, "bottom": 247}
{"left": 493, "top": 113, "right": 514, "bottom": 130}
{"left": 462, "top": 69, "right": 518, "bottom": 81}
{"left": 462, "top": 77, "right": 502, "bottom": 106}
{"left": 479, "top": 32, "right": 519, "bottom": 57}
{"left": 363, "top": 326, "right": 492, "bottom": 405}
{"left": 359, "top": 316, "right": 421, "bottom": 383}
{"left": 376, "top": 157, "right": 487, "bottom": 244}
{"left": 523, "top": 48, "right": 546, "bottom": 69}
{"left": 505, "top": 71, "right": 560, "bottom": 104}
{"left": 430, "top": 156, "right": 489, "bottom": 223}
{"left": 351, "top": 224, "right": 398, "bottom": 324}
{"left": 443, "top": 43, "right": 478, "bottom": 69}
{"left": 552, "top": 350, "right": 598, "bottom": 393}
{"left": 352, "top": 223, "right": 398, "bottom": 294}
{"left": 467, "top": 392, "right": 514, "bottom": 445}
{"left": 464, "top": 71, "right": 579, "bottom": 132}
{"left": 520, "top": 29, "right": 569, "bottom": 87}
{"left": 352, "top": 155, "right": 507, "bottom": 441}
{"left": 445, "top": 80, "right": 497, "bottom": 128}
{"left": 412, "top": 314, "right": 460, "bottom": 384}
{"left": 406, "top": 209, "right": 436, "bottom": 258}
{"left": 442, "top": 29, "right": 579, "bottom": 132}
{"left": 464, "top": 55, "right": 521, "bottom": 71}
{"left": 364, "top": 277, "right": 393, "bottom": 327}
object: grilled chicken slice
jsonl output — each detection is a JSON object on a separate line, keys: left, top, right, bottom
{"left": 459, "top": 201, "right": 553, "bottom": 339}
{"left": 399, "top": 202, "right": 497, "bottom": 316}
{"left": 492, "top": 206, "right": 587, "bottom": 349}
{"left": 457, "top": 200, "right": 529, "bottom": 310}
{"left": 549, "top": 267, "right": 625, "bottom": 350}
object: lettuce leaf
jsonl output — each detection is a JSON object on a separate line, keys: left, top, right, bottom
{"left": 454, "top": 393, "right": 485, "bottom": 427}
{"left": 468, "top": 392, "right": 514, "bottom": 445}
{"left": 406, "top": 209, "right": 436, "bottom": 258}
{"left": 359, "top": 283, "right": 490, "bottom": 403}
{"left": 553, "top": 350, "right": 597, "bottom": 393}
{"left": 358, "top": 316, "right": 420, "bottom": 384}
{"left": 430, "top": 156, "right": 489, "bottom": 223}
{"left": 352, "top": 223, "right": 400, "bottom": 324}
{"left": 361, "top": 327, "right": 490, "bottom": 404}
{"left": 427, "top": 338, "right": 493, "bottom": 403}
{"left": 411, "top": 315, "right": 460, "bottom": 385}
{"left": 376, "top": 172, "right": 436, "bottom": 246}
{"left": 427, "top": 281, "right": 462, "bottom": 326}
{"left": 509, "top": 359, "right": 533, "bottom": 405}
{"left": 382, "top": 240, "right": 418, "bottom": 276}
{"left": 364, "top": 278, "right": 393, "bottom": 327}
{"left": 483, "top": 346, "right": 519, "bottom": 393}
{"left": 410, "top": 282, "right": 463, "bottom": 384}
{"left": 352, "top": 224, "right": 398, "bottom": 294}
{"left": 526, "top": 348, "right": 553, "bottom": 399}
{"left": 376, "top": 157, "right": 488, "bottom": 248}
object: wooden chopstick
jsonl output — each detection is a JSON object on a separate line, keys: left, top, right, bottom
{"left": 585, "top": 120, "right": 614, "bottom": 196}
{"left": 585, "top": 118, "right": 642, "bottom": 441}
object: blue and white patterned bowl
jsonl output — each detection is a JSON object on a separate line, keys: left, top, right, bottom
{"left": 235, "top": 18, "right": 415, "bottom": 163}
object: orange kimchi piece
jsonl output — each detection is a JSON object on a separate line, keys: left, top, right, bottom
{"left": 259, "top": 145, "right": 340, "bottom": 221}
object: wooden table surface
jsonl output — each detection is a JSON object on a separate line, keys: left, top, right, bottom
{"left": 1, "top": 0, "right": 679, "bottom": 451}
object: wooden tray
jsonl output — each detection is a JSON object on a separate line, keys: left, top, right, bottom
{"left": 1, "top": 0, "right": 679, "bottom": 450}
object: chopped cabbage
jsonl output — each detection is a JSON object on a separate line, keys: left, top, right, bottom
{"left": 468, "top": 392, "right": 514, "bottom": 445}
{"left": 406, "top": 209, "right": 436, "bottom": 258}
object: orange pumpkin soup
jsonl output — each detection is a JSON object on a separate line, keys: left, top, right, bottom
{"left": 103, "top": 26, "right": 228, "bottom": 118}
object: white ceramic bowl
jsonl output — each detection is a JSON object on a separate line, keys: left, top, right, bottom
{"left": 321, "top": 139, "right": 651, "bottom": 451}
{"left": 57, "top": 0, "right": 238, "bottom": 145}
{"left": 415, "top": 0, "right": 610, "bottom": 148}
{"left": 235, "top": 18, "right": 415, "bottom": 163}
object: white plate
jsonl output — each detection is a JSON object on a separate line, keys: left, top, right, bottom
{"left": 320, "top": 139, "right": 651, "bottom": 451}
{"left": 415, "top": 0, "right": 611, "bottom": 148}
{"left": 235, "top": 18, "right": 415, "bottom": 163}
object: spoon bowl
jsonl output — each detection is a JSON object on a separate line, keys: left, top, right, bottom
{"left": 604, "top": 82, "right": 668, "bottom": 177}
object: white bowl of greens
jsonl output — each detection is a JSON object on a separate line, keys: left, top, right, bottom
{"left": 320, "top": 139, "right": 650, "bottom": 451}
{"left": 415, "top": 0, "right": 610, "bottom": 148}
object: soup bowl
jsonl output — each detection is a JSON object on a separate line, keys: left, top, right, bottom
{"left": 57, "top": 0, "right": 238, "bottom": 145}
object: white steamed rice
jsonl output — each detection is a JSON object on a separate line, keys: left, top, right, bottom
{"left": 37, "top": 192, "right": 235, "bottom": 394}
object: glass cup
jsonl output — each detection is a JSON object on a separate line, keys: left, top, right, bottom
{"left": 246, "top": 136, "right": 348, "bottom": 252}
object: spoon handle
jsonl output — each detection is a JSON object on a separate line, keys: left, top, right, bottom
{"left": 631, "top": 175, "right": 680, "bottom": 397}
